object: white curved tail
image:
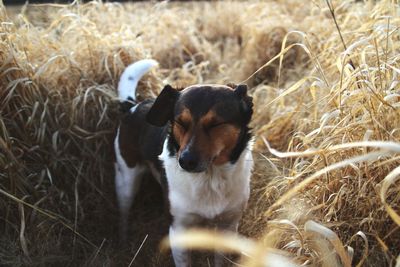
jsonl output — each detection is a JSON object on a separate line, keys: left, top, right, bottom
{"left": 117, "top": 59, "right": 158, "bottom": 101}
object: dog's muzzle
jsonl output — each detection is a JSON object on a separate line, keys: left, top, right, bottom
{"left": 178, "top": 150, "right": 207, "bottom": 173}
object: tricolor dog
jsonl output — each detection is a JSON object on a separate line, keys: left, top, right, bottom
{"left": 114, "top": 59, "right": 254, "bottom": 266}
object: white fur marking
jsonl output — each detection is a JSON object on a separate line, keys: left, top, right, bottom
{"left": 169, "top": 226, "right": 190, "bottom": 266}
{"left": 160, "top": 139, "right": 253, "bottom": 219}
{"left": 118, "top": 59, "right": 158, "bottom": 101}
{"left": 129, "top": 104, "right": 138, "bottom": 114}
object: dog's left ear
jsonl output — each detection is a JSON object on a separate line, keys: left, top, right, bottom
{"left": 146, "top": 85, "right": 179, "bottom": 127}
{"left": 234, "top": 84, "right": 253, "bottom": 124}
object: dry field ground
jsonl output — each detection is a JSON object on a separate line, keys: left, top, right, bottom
{"left": 1, "top": 0, "right": 400, "bottom": 266}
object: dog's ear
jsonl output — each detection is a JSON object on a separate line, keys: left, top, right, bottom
{"left": 234, "top": 84, "right": 253, "bottom": 124}
{"left": 146, "top": 85, "right": 179, "bottom": 127}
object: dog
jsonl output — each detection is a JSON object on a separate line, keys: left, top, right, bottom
{"left": 114, "top": 59, "right": 254, "bottom": 267}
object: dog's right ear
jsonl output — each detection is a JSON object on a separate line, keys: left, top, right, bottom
{"left": 146, "top": 85, "right": 179, "bottom": 127}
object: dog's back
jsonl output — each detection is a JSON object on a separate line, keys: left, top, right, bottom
{"left": 117, "top": 100, "right": 167, "bottom": 166}
{"left": 114, "top": 60, "right": 167, "bottom": 237}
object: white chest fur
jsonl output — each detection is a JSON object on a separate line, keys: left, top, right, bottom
{"left": 159, "top": 139, "right": 253, "bottom": 219}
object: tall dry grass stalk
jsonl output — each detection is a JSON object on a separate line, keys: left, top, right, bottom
{"left": 1, "top": 0, "right": 399, "bottom": 266}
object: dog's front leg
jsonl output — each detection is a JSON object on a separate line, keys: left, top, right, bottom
{"left": 169, "top": 225, "right": 191, "bottom": 267}
{"left": 214, "top": 212, "right": 243, "bottom": 267}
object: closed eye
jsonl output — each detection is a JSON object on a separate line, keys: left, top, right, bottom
{"left": 206, "top": 122, "right": 227, "bottom": 130}
{"left": 174, "top": 120, "right": 189, "bottom": 130}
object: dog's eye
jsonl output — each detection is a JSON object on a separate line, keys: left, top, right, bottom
{"left": 174, "top": 120, "right": 189, "bottom": 130}
{"left": 206, "top": 122, "right": 226, "bottom": 130}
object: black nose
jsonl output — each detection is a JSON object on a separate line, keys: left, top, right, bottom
{"left": 179, "top": 150, "right": 199, "bottom": 172}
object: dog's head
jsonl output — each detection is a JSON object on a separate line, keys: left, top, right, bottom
{"left": 147, "top": 84, "right": 253, "bottom": 173}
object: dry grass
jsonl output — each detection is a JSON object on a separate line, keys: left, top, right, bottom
{"left": 1, "top": 0, "right": 400, "bottom": 266}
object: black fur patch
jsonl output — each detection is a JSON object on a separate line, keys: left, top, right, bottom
{"left": 119, "top": 96, "right": 137, "bottom": 113}
{"left": 167, "top": 126, "right": 179, "bottom": 157}
{"left": 229, "top": 127, "right": 252, "bottom": 163}
{"left": 118, "top": 99, "right": 168, "bottom": 167}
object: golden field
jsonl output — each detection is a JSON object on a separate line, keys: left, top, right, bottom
{"left": 1, "top": 1, "right": 399, "bottom": 266}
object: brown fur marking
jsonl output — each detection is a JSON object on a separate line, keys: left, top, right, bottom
{"left": 173, "top": 108, "right": 193, "bottom": 156}
{"left": 172, "top": 109, "right": 241, "bottom": 165}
